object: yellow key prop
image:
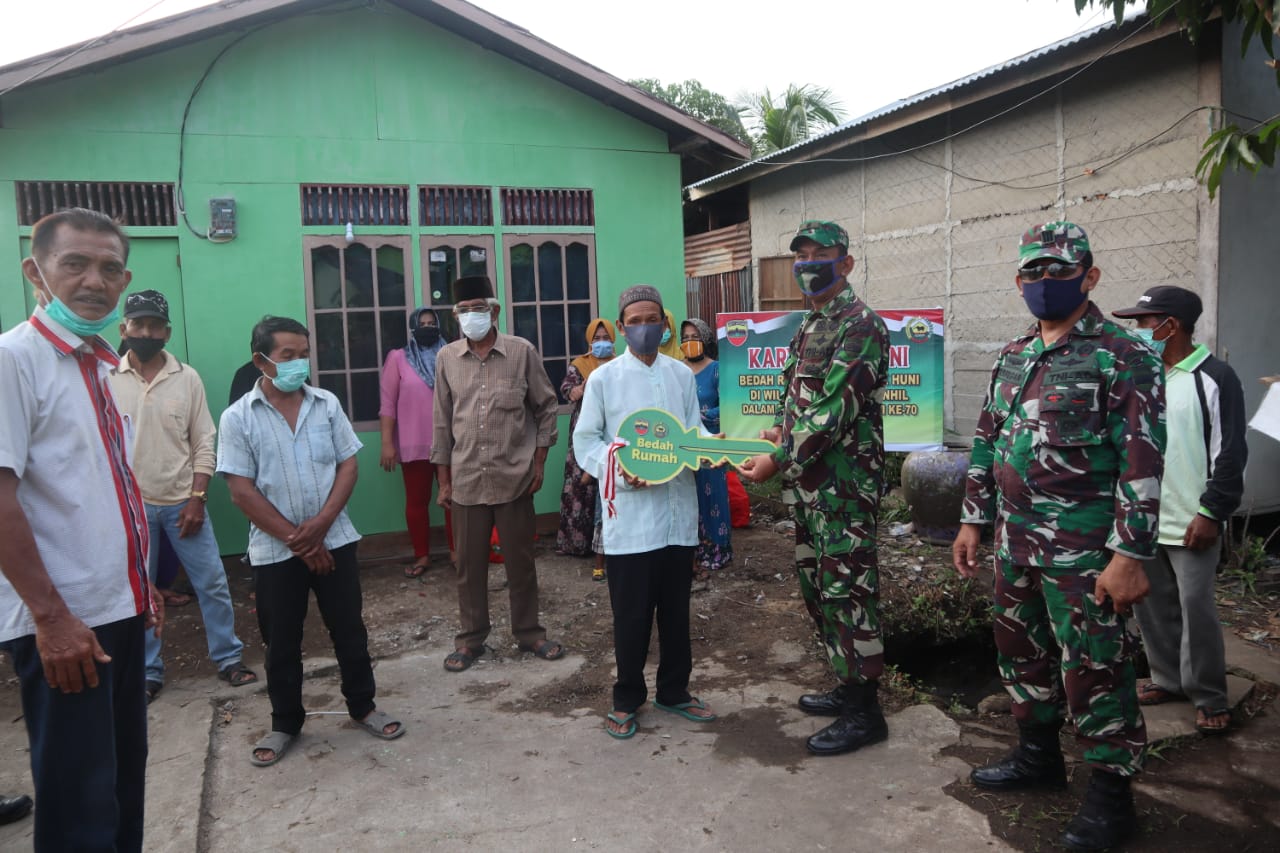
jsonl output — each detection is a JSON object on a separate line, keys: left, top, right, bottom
{"left": 613, "top": 408, "right": 777, "bottom": 484}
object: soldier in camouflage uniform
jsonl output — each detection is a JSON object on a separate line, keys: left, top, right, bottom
{"left": 953, "top": 222, "right": 1165, "bottom": 852}
{"left": 740, "top": 220, "right": 891, "bottom": 757}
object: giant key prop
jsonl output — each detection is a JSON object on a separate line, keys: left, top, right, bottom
{"left": 614, "top": 408, "right": 776, "bottom": 484}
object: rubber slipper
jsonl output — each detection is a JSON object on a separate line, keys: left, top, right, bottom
{"left": 161, "top": 590, "right": 192, "bottom": 607}
{"left": 519, "top": 639, "right": 565, "bottom": 661}
{"left": 404, "top": 563, "right": 428, "bottom": 578}
{"left": 653, "top": 697, "right": 717, "bottom": 722}
{"left": 250, "top": 731, "right": 295, "bottom": 767}
{"left": 145, "top": 680, "right": 162, "bottom": 705}
{"left": 605, "top": 711, "right": 637, "bottom": 739}
{"left": 218, "top": 662, "right": 259, "bottom": 687}
{"left": 1195, "top": 707, "right": 1231, "bottom": 735}
{"left": 357, "top": 709, "right": 405, "bottom": 740}
{"left": 444, "top": 646, "right": 485, "bottom": 672}
{"left": 1137, "top": 681, "right": 1181, "bottom": 705}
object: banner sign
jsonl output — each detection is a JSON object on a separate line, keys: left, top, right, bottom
{"left": 716, "top": 308, "right": 945, "bottom": 452}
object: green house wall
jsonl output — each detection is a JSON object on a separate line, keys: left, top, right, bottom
{"left": 0, "top": 5, "right": 686, "bottom": 553}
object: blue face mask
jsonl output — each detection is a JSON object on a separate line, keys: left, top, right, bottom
{"left": 31, "top": 259, "right": 121, "bottom": 338}
{"left": 623, "top": 322, "right": 664, "bottom": 356}
{"left": 591, "top": 339, "right": 614, "bottom": 359}
{"left": 266, "top": 356, "right": 310, "bottom": 392}
{"left": 660, "top": 328, "right": 672, "bottom": 345}
{"left": 1133, "top": 318, "right": 1171, "bottom": 355}
{"left": 793, "top": 257, "right": 846, "bottom": 297}
{"left": 1020, "top": 270, "right": 1089, "bottom": 321}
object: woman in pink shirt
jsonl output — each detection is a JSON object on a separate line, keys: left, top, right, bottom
{"left": 380, "top": 307, "right": 454, "bottom": 577}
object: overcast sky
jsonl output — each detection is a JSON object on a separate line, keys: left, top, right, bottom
{"left": 0, "top": 0, "right": 1115, "bottom": 120}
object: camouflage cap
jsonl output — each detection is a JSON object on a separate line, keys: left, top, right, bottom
{"left": 1018, "top": 221, "right": 1091, "bottom": 266}
{"left": 790, "top": 220, "right": 849, "bottom": 252}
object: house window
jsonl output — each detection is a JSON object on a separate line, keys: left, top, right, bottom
{"left": 300, "top": 184, "right": 410, "bottom": 226}
{"left": 419, "top": 236, "right": 496, "bottom": 343}
{"left": 303, "top": 236, "right": 414, "bottom": 428}
{"left": 502, "top": 234, "right": 596, "bottom": 394}
{"left": 16, "top": 180, "right": 176, "bottom": 226}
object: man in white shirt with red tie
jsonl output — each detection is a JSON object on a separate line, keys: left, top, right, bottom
{"left": 0, "top": 208, "right": 161, "bottom": 853}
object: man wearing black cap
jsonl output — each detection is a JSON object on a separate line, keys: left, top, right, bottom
{"left": 431, "top": 276, "right": 563, "bottom": 672}
{"left": 109, "top": 290, "right": 257, "bottom": 703}
{"left": 1113, "top": 286, "right": 1247, "bottom": 735}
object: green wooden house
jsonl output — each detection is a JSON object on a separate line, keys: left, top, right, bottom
{"left": 0, "top": 0, "right": 746, "bottom": 552}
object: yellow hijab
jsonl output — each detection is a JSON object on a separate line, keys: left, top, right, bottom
{"left": 570, "top": 318, "right": 617, "bottom": 383}
{"left": 658, "top": 309, "right": 684, "bottom": 360}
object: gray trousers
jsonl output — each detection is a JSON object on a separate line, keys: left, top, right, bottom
{"left": 1134, "top": 544, "right": 1228, "bottom": 711}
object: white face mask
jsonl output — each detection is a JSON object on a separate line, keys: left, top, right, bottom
{"left": 458, "top": 310, "right": 493, "bottom": 341}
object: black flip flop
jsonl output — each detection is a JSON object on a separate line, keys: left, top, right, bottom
{"left": 444, "top": 646, "right": 485, "bottom": 672}
{"left": 519, "top": 639, "right": 565, "bottom": 660}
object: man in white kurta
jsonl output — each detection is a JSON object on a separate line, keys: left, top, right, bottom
{"left": 573, "top": 284, "right": 717, "bottom": 739}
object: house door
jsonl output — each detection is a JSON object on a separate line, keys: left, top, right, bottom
{"left": 759, "top": 256, "right": 807, "bottom": 312}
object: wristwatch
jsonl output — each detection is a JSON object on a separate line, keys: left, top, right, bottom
{"left": 190, "top": 490, "right": 208, "bottom": 502}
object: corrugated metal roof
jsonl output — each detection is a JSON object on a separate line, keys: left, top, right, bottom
{"left": 687, "top": 13, "right": 1152, "bottom": 193}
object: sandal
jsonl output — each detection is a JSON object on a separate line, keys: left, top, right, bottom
{"left": 145, "top": 680, "right": 162, "bottom": 704}
{"left": 160, "top": 589, "right": 192, "bottom": 607}
{"left": 444, "top": 646, "right": 485, "bottom": 672}
{"left": 519, "top": 639, "right": 565, "bottom": 660}
{"left": 653, "top": 697, "right": 717, "bottom": 722}
{"left": 1137, "top": 681, "right": 1181, "bottom": 706}
{"left": 357, "top": 709, "right": 406, "bottom": 740}
{"left": 592, "top": 568, "right": 606, "bottom": 582}
{"left": 249, "top": 731, "right": 296, "bottom": 767}
{"left": 1195, "top": 707, "right": 1231, "bottom": 735}
{"left": 404, "top": 562, "right": 428, "bottom": 578}
{"left": 218, "top": 662, "right": 259, "bottom": 687}
{"left": 605, "top": 711, "right": 637, "bottom": 739}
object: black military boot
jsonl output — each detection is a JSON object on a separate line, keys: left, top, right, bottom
{"left": 797, "top": 684, "right": 846, "bottom": 716}
{"left": 970, "top": 722, "right": 1067, "bottom": 791}
{"left": 1061, "top": 769, "right": 1137, "bottom": 851}
{"left": 805, "top": 681, "right": 888, "bottom": 756}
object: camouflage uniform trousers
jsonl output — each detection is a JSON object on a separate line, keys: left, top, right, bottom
{"left": 792, "top": 504, "right": 884, "bottom": 684}
{"left": 994, "top": 558, "right": 1146, "bottom": 776}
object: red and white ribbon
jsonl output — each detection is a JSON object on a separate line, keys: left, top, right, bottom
{"left": 604, "top": 438, "right": 628, "bottom": 519}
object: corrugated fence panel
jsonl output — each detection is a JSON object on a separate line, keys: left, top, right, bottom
{"left": 684, "top": 222, "right": 751, "bottom": 278}
{"left": 686, "top": 267, "right": 753, "bottom": 322}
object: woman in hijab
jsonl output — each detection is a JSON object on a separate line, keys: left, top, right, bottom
{"left": 557, "top": 319, "right": 617, "bottom": 573}
{"left": 680, "top": 318, "right": 733, "bottom": 580}
{"left": 380, "top": 307, "right": 454, "bottom": 577}
{"left": 658, "top": 309, "right": 684, "bottom": 361}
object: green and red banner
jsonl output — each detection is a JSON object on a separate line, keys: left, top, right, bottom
{"left": 716, "top": 308, "right": 944, "bottom": 452}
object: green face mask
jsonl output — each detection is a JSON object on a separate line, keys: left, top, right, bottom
{"left": 266, "top": 356, "right": 311, "bottom": 392}
{"left": 1133, "top": 318, "right": 1171, "bottom": 356}
{"left": 31, "top": 259, "right": 121, "bottom": 338}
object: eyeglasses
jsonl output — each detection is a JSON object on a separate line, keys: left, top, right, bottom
{"left": 455, "top": 304, "right": 490, "bottom": 315}
{"left": 1017, "top": 262, "right": 1083, "bottom": 283}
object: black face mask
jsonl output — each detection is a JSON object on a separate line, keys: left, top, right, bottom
{"left": 125, "top": 337, "right": 165, "bottom": 362}
{"left": 412, "top": 326, "right": 441, "bottom": 347}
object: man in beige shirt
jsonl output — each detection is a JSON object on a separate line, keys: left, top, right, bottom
{"left": 431, "top": 276, "right": 564, "bottom": 672}
{"left": 109, "top": 290, "right": 257, "bottom": 701}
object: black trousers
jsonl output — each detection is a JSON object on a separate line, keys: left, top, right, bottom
{"left": 253, "top": 542, "right": 376, "bottom": 735}
{"left": 605, "top": 545, "right": 695, "bottom": 713}
{"left": 3, "top": 614, "right": 147, "bottom": 853}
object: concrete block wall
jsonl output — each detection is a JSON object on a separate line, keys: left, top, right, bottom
{"left": 748, "top": 37, "right": 1213, "bottom": 443}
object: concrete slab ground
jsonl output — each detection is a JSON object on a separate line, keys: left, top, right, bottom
{"left": 2, "top": 630, "right": 1277, "bottom": 851}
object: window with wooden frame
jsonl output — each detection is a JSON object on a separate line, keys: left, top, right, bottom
{"left": 419, "top": 236, "right": 496, "bottom": 344}
{"left": 502, "top": 234, "right": 597, "bottom": 397}
{"left": 303, "top": 236, "right": 414, "bottom": 428}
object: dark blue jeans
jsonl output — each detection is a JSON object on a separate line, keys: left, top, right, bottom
{"left": 3, "top": 613, "right": 147, "bottom": 853}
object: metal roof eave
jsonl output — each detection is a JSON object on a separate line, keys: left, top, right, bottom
{"left": 686, "top": 13, "right": 1183, "bottom": 200}
{"left": 0, "top": 0, "right": 750, "bottom": 162}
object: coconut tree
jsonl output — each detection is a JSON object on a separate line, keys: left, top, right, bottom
{"left": 739, "top": 84, "right": 846, "bottom": 156}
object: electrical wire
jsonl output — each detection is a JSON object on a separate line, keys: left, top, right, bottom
{"left": 0, "top": 0, "right": 174, "bottom": 98}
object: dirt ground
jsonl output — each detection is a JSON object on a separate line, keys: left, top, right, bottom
{"left": 152, "top": 510, "right": 1280, "bottom": 851}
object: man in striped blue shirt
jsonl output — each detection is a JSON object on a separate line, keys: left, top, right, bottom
{"left": 218, "top": 316, "right": 404, "bottom": 767}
